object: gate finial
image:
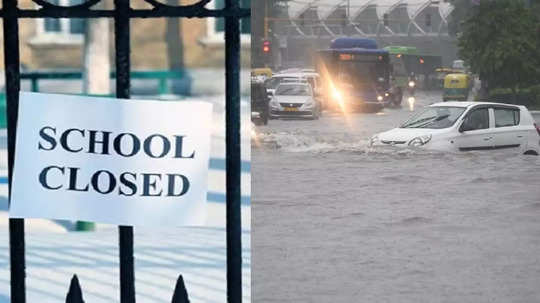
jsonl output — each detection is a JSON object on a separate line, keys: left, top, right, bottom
{"left": 171, "top": 274, "right": 190, "bottom": 303}
{"left": 66, "top": 274, "right": 85, "bottom": 303}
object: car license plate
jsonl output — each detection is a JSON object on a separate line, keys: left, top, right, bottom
{"left": 284, "top": 107, "right": 298, "bottom": 112}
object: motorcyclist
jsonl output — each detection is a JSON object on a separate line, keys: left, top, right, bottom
{"left": 408, "top": 72, "right": 417, "bottom": 84}
{"left": 408, "top": 72, "right": 417, "bottom": 96}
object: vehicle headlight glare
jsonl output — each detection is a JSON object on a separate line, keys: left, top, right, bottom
{"left": 333, "top": 90, "right": 342, "bottom": 100}
{"left": 377, "top": 95, "right": 383, "bottom": 101}
{"left": 408, "top": 135, "right": 431, "bottom": 147}
{"left": 408, "top": 81, "right": 415, "bottom": 87}
{"left": 385, "top": 92, "right": 389, "bottom": 97}
{"left": 251, "top": 128, "right": 257, "bottom": 140}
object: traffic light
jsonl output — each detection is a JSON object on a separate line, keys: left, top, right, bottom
{"left": 425, "top": 14, "right": 431, "bottom": 27}
{"left": 383, "top": 13, "right": 389, "bottom": 26}
{"left": 262, "top": 40, "right": 271, "bottom": 53}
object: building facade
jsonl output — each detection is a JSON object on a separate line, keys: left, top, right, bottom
{"left": 255, "top": 0, "right": 458, "bottom": 68}
{"left": 0, "top": 0, "right": 251, "bottom": 70}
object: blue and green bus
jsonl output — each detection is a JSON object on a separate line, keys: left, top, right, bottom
{"left": 316, "top": 38, "right": 401, "bottom": 111}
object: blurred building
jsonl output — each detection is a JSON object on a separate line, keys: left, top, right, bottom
{"left": 257, "top": 0, "right": 457, "bottom": 68}
{"left": 0, "top": 0, "right": 251, "bottom": 70}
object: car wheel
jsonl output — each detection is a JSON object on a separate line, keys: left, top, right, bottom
{"left": 524, "top": 150, "right": 539, "bottom": 156}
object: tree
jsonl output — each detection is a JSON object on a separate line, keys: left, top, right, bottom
{"left": 458, "top": 0, "right": 540, "bottom": 102}
{"left": 447, "top": 0, "right": 475, "bottom": 36}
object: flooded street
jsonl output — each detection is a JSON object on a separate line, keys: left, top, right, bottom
{"left": 252, "top": 92, "right": 540, "bottom": 302}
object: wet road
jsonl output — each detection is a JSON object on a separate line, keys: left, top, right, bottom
{"left": 252, "top": 91, "right": 540, "bottom": 303}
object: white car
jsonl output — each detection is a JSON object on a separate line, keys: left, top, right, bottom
{"left": 269, "top": 83, "right": 321, "bottom": 119}
{"left": 370, "top": 102, "right": 540, "bottom": 155}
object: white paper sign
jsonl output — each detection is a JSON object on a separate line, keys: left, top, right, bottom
{"left": 9, "top": 92, "right": 212, "bottom": 227}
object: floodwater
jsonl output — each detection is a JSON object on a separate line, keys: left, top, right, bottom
{"left": 252, "top": 92, "right": 540, "bottom": 302}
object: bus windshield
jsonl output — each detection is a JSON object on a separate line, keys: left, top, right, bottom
{"left": 389, "top": 56, "right": 407, "bottom": 76}
{"left": 337, "top": 61, "right": 385, "bottom": 86}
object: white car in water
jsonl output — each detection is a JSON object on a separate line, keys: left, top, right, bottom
{"left": 269, "top": 83, "right": 321, "bottom": 119}
{"left": 370, "top": 102, "right": 540, "bottom": 155}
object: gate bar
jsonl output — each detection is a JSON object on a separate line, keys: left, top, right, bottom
{"left": 224, "top": 0, "right": 242, "bottom": 302}
{"left": 114, "top": 0, "right": 136, "bottom": 302}
{"left": 3, "top": 0, "right": 26, "bottom": 302}
{"left": 9, "top": 8, "right": 249, "bottom": 18}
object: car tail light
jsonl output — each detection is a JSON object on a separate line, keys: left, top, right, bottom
{"left": 535, "top": 123, "right": 540, "bottom": 136}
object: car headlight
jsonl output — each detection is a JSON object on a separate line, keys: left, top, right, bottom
{"left": 270, "top": 99, "right": 280, "bottom": 108}
{"left": 408, "top": 81, "right": 415, "bottom": 87}
{"left": 377, "top": 95, "right": 383, "bottom": 101}
{"left": 408, "top": 135, "right": 431, "bottom": 147}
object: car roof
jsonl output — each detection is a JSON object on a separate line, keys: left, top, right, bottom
{"left": 272, "top": 72, "right": 319, "bottom": 78}
{"left": 278, "top": 68, "right": 316, "bottom": 73}
{"left": 430, "top": 101, "right": 525, "bottom": 109}
{"left": 276, "top": 82, "right": 310, "bottom": 87}
{"left": 430, "top": 101, "right": 475, "bottom": 107}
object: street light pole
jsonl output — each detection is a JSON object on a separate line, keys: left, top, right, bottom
{"left": 264, "top": 0, "right": 269, "bottom": 40}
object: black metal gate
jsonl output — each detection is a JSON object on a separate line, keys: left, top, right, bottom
{"left": 1, "top": 0, "right": 249, "bottom": 302}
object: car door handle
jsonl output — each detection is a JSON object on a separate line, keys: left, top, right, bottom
{"left": 483, "top": 137, "right": 493, "bottom": 141}
{"left": 517, "top": 135, "right": 524, "bottom": 138}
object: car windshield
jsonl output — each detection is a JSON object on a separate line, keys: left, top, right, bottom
{"left": 275, "top": 84, "right": 310, "bottom": 96}
{"left": 264, "top": 78, "right": 281, "bottom": 89}
{"left": 401, "top": 106, "right": 466, "bottom": 129}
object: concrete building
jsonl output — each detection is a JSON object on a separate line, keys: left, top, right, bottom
{"left": 265, "top": 0, "right": 458, "bottom": 68}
